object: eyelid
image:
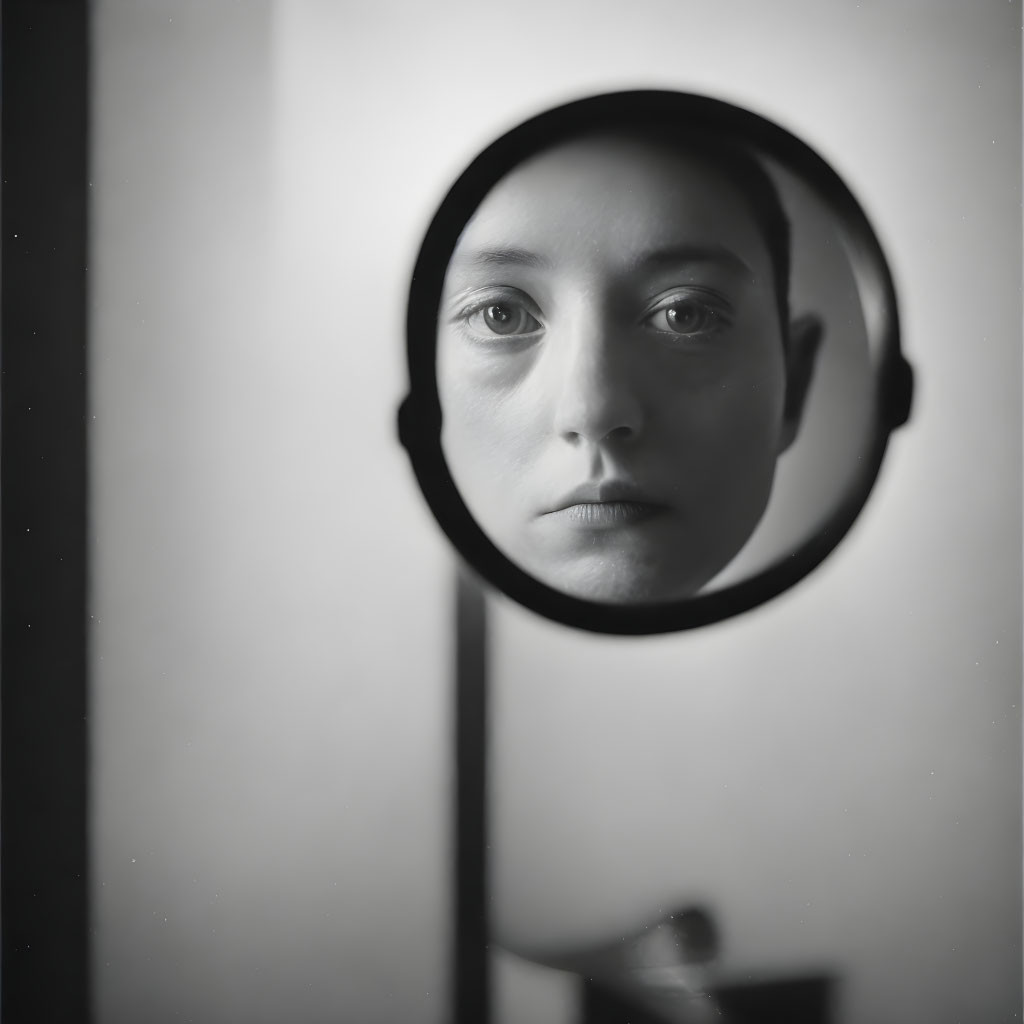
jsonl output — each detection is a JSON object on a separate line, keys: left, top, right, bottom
{"left": 449, "top": 286, "right": 544, "bottom": 325}
{"left": 641, "top": 285, "right": 734, "bottom": 320}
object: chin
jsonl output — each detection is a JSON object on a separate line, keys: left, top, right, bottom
{"left": 534, "top": 558, "right": 710, "bottom": 607}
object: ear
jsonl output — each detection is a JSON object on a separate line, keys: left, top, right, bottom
{"left": 778, "top": 313, "right": 824, "bottom": 454}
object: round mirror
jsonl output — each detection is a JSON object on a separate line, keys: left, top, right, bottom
{"left": 400, "top": 91, "right": 913, "bottom": 634}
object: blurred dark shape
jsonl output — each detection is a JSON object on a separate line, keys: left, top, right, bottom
{"left": 583, "top": 972, "right": 835, "bottom": 1024}
{"left": 669, "top": 907, "right": 719, "bottom": 966}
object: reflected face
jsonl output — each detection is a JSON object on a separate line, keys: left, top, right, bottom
{"left": 438, "top": 135, "right": 790, "bottom": 604}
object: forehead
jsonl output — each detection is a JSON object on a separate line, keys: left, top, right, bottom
{"left": 452, "top": 134, "right": 772, "bottom": 276}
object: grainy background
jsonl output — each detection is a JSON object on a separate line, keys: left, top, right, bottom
{"left": 90, "top": 2, "right": 1021, "bottom": 1022}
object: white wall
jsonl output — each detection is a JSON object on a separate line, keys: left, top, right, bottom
{"left": 91, "top": 4, "right": 450, "bottom": 1022}
{"left": 91, "top": 2, "right": 1021, "bottom": 1023}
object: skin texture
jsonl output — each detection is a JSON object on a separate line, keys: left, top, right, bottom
{"left": 438, "top": 135, "right": 812, "bottom": 605}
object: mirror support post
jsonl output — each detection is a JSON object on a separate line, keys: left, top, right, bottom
{"left": 454, "top": 568, "right": 491, "bottom": 1024}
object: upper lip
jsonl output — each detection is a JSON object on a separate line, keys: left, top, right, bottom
{"left": 544, "top": 480, "right": 667, "bottom": 514}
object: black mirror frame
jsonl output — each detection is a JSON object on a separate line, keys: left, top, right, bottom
{"left": 399, "top": 90, "right": 913, "bottom": 636}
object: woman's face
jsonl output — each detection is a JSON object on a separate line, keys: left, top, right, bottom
{"left": 437, "top": 135, "right": 790, "bottom": 604}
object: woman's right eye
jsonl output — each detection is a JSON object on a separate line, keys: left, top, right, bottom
{"left": 464, "top": 302, "right": 543, "bottom": 338}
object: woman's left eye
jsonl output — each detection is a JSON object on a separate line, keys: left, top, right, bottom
{"left": 643, "top": 297, "right": 725, "bottom": 337}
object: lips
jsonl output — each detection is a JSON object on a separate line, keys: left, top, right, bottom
{"left": 554, "top": 501, "right": 663, "bottom": 526}
{"left": 542, "top": 480, "right": 669, "bottom": 527}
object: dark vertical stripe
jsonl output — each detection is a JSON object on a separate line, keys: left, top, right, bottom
{"left": 454, "top": 569, "right": 490, "bottom": 1024}
{"left": 1, "top": 1, "right": 91, "bottom": 1022}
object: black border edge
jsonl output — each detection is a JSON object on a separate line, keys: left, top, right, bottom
{"left": 399, "top": 89, "right": 913, "bottom": 637}
{"left": 1, "top": 1, "right": 93, "bottom": 1021}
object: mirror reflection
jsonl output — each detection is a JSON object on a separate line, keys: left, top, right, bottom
{"left": 438, "top": 126, "right": 855, "bottom": 605}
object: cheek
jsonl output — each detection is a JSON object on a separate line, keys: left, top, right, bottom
{"left": 709, "top": 394, "right": 784, "bottom": 493}
{"left": 706, "top": 385, "right": 785, "bottom": 527}
{"left": 654, "top": 346, "right": 786, "bottom": 502}
{"left": 437, "top": 339, "right": 541, "bottom": 492}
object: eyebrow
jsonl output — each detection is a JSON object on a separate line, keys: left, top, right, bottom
{"left": 450, "top": 245, "right": 548, "bottom": 269}
{"left": 450, "top": 242, "right": 751, "bottom": 276}
{"left": 629, "top": 244, "right": 752, "bottom": 277}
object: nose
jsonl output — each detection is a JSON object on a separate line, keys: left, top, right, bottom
{"left": 551, "top": 315, "right": 644, "bottom": 445}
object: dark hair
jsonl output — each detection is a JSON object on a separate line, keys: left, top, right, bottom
{"left": 691, "top": 138, "right": 792, "bottom": 333}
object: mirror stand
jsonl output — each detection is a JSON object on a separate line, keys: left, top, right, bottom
{"left": 454, "top": 568, "right": 491, "bottom": 1024}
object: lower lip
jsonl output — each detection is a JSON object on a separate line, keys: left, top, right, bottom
{"left": 546, "top": 501, "right": 666, "bottom": 527}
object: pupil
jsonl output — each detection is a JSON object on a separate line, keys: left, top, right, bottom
{"left": 667, "top": 303, "right": 704, "bottom": 332}
{"left": 484, "top": 304, "right": 525, "bottom": 335}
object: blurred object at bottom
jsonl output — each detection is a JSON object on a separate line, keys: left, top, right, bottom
{"left": 548, "top": 906, "right": 726, "bottom": 1023}
{"left": 582, "top": 972, "right": 835, "bottom": 1024}
{"left": 549, "top": 905, "right": 834, "bottom": 1023}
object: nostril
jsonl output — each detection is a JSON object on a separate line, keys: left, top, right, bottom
{"left": 559, "top": 423, "right": 637, "bottom": 446}
{"left": 605, "top": 424, "right": 635, "bottom": 443}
